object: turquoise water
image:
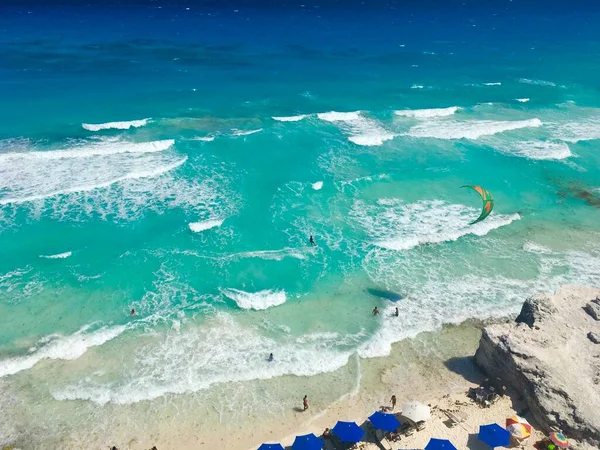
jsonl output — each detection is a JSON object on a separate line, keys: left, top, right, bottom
{"left": 1, "top": 2, "right": 600, "bottom": 447}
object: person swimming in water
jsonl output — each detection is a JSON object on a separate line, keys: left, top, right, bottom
{"left": 394, "top": 307, "right": 399, "bottom": 317}
{"left": 131, "top": 309, "right": 135, "bottom": 316}
{"left": 373, "top": 306, "right": 379, "bottom": 316}
{"left": 309, "top": 235, "right": 316, "bottom": 246}
{"left": 268, "top": 353, "right": 274, "bottom": 362}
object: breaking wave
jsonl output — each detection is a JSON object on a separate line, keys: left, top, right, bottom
{"left": 394, "top": 106, "right": 459, "bottom": 119}
{"left": 221, "top": 288, "right": 287, "bottom": 310}
{"left": 82, "top": 119, "right": 150, "bottom": 131}
{"left": 188, "top": 219, "right": 224, "bottom": 233}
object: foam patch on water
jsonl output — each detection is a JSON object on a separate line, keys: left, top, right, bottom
{"left": 51, "top": 312, "right": 363, "bottom": 404}
{"left": 523, "top": 242, "right": 554, "bottom": 254}
{"left": 312, "top": 181, "right": 323, "bottom": 190}
{"left": 519, "top": 78, "right": 556, "bottom": 87}
{"left": 317, "top": 111, "right": 395, "bottom": 146}
{"left": 39, "top": 251, "right": 72, "bottom": 259}
{"left": 230, "top": 248, "right": 309, "bottom": 261}
{"left": 483, "top": 82, "right": 502, "bottom": 86}
{"left": 516, "top": 98, "right": 530, "bottom": 103}
{"left": 394, "top": 106, "right": 459, "bottom": 119}
{"left": 188, "top": 219, "right": 224, "bottom": 233}
{"left": 350, "top": 199, "right": 520, "bottom": 251}
{"left": 0, "top": 139, "right": 174, "bottom": 162}
{"left": 494, "top": 140, "right": 572, "bottom": 160}
{"left": 221, "top": 288, "right": 287, "bottom": 310}
{"left": 551, "top": 117, "right": 600, "bottom": 143}
{"left": 231, "top": 129, "right": 263, "bottom": 136}
{"left": 193, "top": 136, "right": 215, "bottom": 142}
{"left": 0, "top": 324, "right": 127, "bottom": 378}
{"left": 0, "top": 137, "right": 237, "bottom": 226}
{"left": 272, "top": 115, "right": 308, "bottom": 122}
{"left": 82, "top": 118, "right": 150, "bottom": 131}
{"left": 407, "top": 118, "right": 542, "bottom": 140}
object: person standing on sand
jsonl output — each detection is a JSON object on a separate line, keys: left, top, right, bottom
{"left": 390, "top": 395, "right": 397, "bottom": 410}
{"left": 373, "top": 306, "right": 379, "bottom": 316}
{"left": 303, "top": 395, "right": 309, "bottom": 411}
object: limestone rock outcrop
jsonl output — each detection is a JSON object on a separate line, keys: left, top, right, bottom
{"left": 475, "top": 286, "right": 600, "bottom": 448}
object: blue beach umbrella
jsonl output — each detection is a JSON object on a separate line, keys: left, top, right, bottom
{"left": 332, "top": 421, "right": 365, "bottom": 443}
{"left": 292, "top": 433, "right": 324, "bottom": 450}
{"left": 258, "top": 444, "right": 284, "bottom": 450}
{"left": 478, "top": 423, "right": 511, "bottom": 448}
{"left": 368, "top": 411, "right": 401, "bottom": 432}
{"left": 425, "top": 438, "right": 458, "bottom": 450}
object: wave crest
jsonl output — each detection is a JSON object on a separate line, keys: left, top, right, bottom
{"left": 82, "top": 119, "right": 150, "bottom": 131}
{"left": 221, "top": 288, "right": 287, "bottom": 310}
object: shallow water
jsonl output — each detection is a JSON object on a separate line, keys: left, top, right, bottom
{"left": 1, "top": 1, "right": 600, "bottom": 447}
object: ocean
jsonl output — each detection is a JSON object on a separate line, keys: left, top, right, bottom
{"left": 1, "top": 1, "right": 600, "bottom": 448}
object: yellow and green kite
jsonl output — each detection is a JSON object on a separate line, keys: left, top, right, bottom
{"left": 462, "top": 185, "right": 494, "bottom": 224}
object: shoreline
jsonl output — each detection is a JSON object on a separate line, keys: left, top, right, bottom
{"left": 145, "top": 319, "right": 495, "bottom": 450}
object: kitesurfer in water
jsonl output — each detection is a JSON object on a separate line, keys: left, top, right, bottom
{"left": 309, "top": 235, "right": 316, "bottom": 246}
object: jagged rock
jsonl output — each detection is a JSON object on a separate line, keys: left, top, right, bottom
{"left": 588, "top": 332, "right": 600, "bottom": 344}
{"left": 515, "top": 294, "right": 558, "bottom": 327}
{"left": 584, "top": 299, "right": 600, "bottom": 321}
{"left": 475, "top": 286, "right": 600, "bottom": 448}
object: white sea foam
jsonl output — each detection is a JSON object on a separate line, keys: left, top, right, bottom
{"left": 516, "top": 98, "right": 530, "bottom": 103}
{"left": 0, "top": 155, "right": 187, "bottom": 206}
{"left": 552, "top": 117, "right": 600, "bottom": 143}
{"left": 312, "top": 181, "right": 323, "bottom": 190}
{"left": 519, "top": 78, "right": 556, "bottom": 87}
{"left": 193, "top": 136, "right": 215, "bottom": 142}
{"left": 317, "top": 111, "right": 361, "bottom": 122}
{"left": 483, "top": 82, "right": 502, "bottom": 86}
{"left": 0, "top": 139, "right": 174, "bottom": 162}
{"left": 394, "top": 106, "right": 459, "bottom": 119}
{"left": 82, "top": 118, "right": 150, "bottom": 131}
{"left": 188, "top": 219, "right": 224, "bottom": 233}
{"left": 523, "top": 242, "right": 553, "bottom": 255}
{"left": 317, "top": 111, "right": 395, "bottom": 146}
{"left": 0, "top": 324, "right": 127, "bottom": 378}
{"left": 407, "top": 118, "right": 542, "bottom": 140}
{"left": 51, "top": 312, "right": 362, "bottom": 405}
{"left": 231, "top": 128, "right": 263, "bottom": 136}
{"left": 221, "top": 288, "right": 287, "bottom": 310}
{"left": 272, "top": 115, "right": 308, "bottom": 122}
{"left": 411, "top": 84, "right": 424, "bottom": 89}
{"left": 230, "top": 248, "right": 308, "bottom": 261}
{"left": 39, "top": 251, "right": 72, "bottom": 259}
{"left": 496, "top": 140, "right": 572, "bottom": 160}
{"left": 350, "top": 199, "right": 520, "bottom": 251}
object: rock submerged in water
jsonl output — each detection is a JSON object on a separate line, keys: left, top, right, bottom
{"left": 475, "top": 286, "right": 600, "bottom": 448}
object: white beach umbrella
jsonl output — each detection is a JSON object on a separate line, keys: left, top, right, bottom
{"left": 401, "top": 401, "right": 431, "bottom": 423}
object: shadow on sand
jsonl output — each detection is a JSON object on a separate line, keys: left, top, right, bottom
{"left": 443, "top": 356, "right": 485, "bottom": 385}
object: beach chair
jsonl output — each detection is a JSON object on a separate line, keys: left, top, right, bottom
{"left": 444, "top": 410, "right": 467, "bottom": 427}
{"left": 375, "top": 429, "right": 393, "bottom": 450}
{"left": 416, "top": 421, "right": 426, "bottom": 431}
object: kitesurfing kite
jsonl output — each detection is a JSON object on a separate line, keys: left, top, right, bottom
{"left": 462, "top": 185, "right": 494, "bottom": 224}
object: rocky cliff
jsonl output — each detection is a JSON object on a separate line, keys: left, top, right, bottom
{"left": 474, "top": 285, "right": 600, "bottom": 449}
